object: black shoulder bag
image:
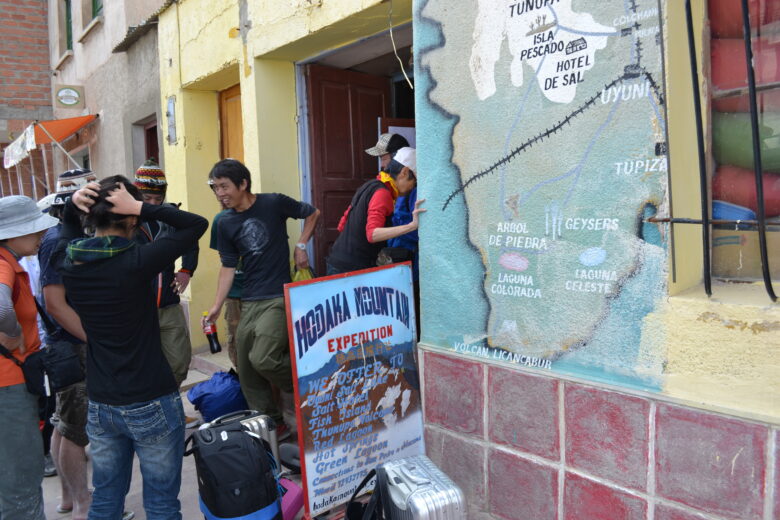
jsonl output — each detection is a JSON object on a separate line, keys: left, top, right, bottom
{"left": 0, "top": 272, "right": 85, "bottom": 396}
{"left": 345, "top": 468, "right": 385, "bottom": 520}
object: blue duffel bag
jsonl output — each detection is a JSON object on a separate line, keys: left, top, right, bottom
{"left": 187, "top": 370, "right": 249, "bottom": 422}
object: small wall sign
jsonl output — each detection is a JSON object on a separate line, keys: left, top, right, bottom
{"left": 55, "top": 85, "right": 85, "bottom": 109}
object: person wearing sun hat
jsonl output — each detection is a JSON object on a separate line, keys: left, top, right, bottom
{"left": 133, "top": 159, "right": 200, "bottom": 389}
{"left": 0, "top": 195, "right": 58, "bottom": 520}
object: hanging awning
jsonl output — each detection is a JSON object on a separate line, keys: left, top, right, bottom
{"left": 34, "top": 115, "right": 97, "bottom": 144}
{"left": 3, "top": 114, "right": 98, "bottom": 169}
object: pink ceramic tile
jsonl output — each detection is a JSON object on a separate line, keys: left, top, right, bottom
{"left": 565, "top": 384, "right": 649, "bottom": 491}
{"left": 489, "top": 448, "right": 557, "bottom": 520}
{"left": 564, "top": 472, "right": 646, "bottom": 520}
{"left": 488, "top": 366, "right": 559, "bottom": 460}
{"left": 656, "top": 404, "right": 767, "bottom": 519}
{"left": 423, "top": 351, "right": 484, "bottom": 436}
{"left": 425, "top": 425, "right": 487, "bottom": 512}
{"left": 655, "top": 504, "right": 712, "bottom": 520}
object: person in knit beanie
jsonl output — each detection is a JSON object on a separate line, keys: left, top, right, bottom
{"left": 133, "top": 160, "right": 167, "bottom": 205}
{"left": 133, "top": 159, "right": 199, "bottom": 393}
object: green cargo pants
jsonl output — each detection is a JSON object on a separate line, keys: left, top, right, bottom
{"left": 236, "top": 297, "right": 293, "bottom": 423}
{"left": 158, "top": 304, "right": 192, "bottom": 386}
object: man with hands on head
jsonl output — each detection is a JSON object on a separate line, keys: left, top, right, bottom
{"left": 59, "top": 177, "right": 207, "bottom": 520}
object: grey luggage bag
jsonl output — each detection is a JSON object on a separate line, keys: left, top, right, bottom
{"left": 377, "top": 455, "right": 466, "bottom": 520}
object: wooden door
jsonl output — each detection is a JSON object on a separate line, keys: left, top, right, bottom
{"left": 144, "top": 121, "right": 159, "bottom": 163}
{"left": 219, "top": 84, "right": 244, "bottom": 162}
{"left": 306, "top": 64, "right": 391, "bottom": 274}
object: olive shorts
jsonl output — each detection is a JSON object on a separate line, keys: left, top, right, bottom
{"left": 51, "top": 342, "right": 88, "bottom": 447}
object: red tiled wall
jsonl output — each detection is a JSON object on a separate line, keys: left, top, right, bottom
{"left": 421, "top": 350, "right": 777, "bottom": 520}
{"left": 775, "top": 432, "right": 780, "bottom": 520}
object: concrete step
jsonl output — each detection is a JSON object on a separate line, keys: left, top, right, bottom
{"left": 180, "top": 367, "right": 210, "bottom": 392}
{"left": 190, "top": 348, "right": 233, "bottom": 377}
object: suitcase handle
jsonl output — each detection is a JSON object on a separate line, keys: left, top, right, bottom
{"left": 211, "top": 409, "right": 259, "bottom": 425}
{"left": 399, "top": 465, "right": 430, "bottom": 486}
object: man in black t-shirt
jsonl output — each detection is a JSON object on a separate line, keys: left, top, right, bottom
{"left": 204, "top": 159, "right": 319, "bottom": 437}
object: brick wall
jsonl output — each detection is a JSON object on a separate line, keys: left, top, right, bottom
{"left": 0, "top": 0, "right": 54, "bottom": 196}
{"left": 0, "top": 0, "right": 52, "bottom": 113}
{"left": 421, "top": 349, "right": 778, "bottom": 520}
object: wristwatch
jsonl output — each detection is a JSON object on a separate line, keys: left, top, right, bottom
{"left": 295, "top": 243, "right": 307, "bottom": 251}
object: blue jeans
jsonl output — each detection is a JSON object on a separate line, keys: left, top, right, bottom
{"left": 87, "top": 392, "right": 185, "bottom": 520}
{"left": 0, "top": 383, "right": 45, "bottom": 520}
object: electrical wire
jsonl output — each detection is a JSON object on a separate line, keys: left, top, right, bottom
{"left": 388, "top": 0, "right": 413, "bottom": 90}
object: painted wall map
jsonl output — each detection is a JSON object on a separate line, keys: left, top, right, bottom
{"left": 285, "top": 264, "right": 424, "bottom": 517}
{"left": 416, "top": 0, "right": 669, "bottom": 390}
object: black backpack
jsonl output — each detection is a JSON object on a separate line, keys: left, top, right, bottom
{"left": 185, "top": 421, "right": 282, "bottom": 520}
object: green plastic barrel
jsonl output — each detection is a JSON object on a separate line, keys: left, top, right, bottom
{"left": 713, "top": 111, "right": 780, "bottom": 171}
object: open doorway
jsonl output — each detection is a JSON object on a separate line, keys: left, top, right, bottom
{"left": 301, "top": 24, "right": 415, "bottom": 275}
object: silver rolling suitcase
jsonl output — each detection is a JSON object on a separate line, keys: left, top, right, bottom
{"left": 201, "top": 410, "right": 280, "bottom": 466}
{"left": 378, "top": 455, "right": 466, "bottom": 520}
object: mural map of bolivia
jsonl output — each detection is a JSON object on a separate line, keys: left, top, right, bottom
{"left": 420, "top": 0, "right": 669, "bottom": 388}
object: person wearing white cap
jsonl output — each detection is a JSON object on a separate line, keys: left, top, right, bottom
{"left": 0, "top": 195, "right": 58, "bottom": 520}
{"left": 326, "top": 146, "right": 425, "bottom": 274}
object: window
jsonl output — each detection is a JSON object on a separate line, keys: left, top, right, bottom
{"left": 73, "top": 147, "right": 90, "bottom": 170}
{"left": 671, "top": 0, "right": 778, "bottom": 301}
{"left": 64, "top": 0, "right": 73, "bottom": 50}
{"left": 132, "top": 116, "right": 159, "bottom": 169}
{"left": 92, "top": 0, "right": 103, "bottom": 18}
{"left": 144, "top": 122, "right": 159, "bottom": 164}
{"left": 707, "top": 1, "right": 779, "bottom": 289}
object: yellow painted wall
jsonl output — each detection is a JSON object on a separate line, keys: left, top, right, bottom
{"left": 157, "top": 0, "right": 412, "bottom": 344}
{"left": 665, "top": 0, "right": 708, "bottom": 294}
{"left": 177, "top": 2, "right": 241, "bottom": 89}
{"left": 661, "top": 287, "right": 780, "bottom": 422}
{"left": 248, "top": 0, "right": 412, "bottom": 60}
{"left": 158, "top": 1, "right": 237, "bottom": 343}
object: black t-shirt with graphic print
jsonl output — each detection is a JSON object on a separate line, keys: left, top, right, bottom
{"left": 217, "top": 193, "right": 315, "bottom": 300}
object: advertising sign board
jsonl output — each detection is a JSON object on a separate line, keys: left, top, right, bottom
{"left": 285, "top": 263, "right": 424, "bottom": 517}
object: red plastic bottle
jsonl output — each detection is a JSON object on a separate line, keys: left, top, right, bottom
{"left": 201, "top": 311, "right": 222, "bottom": 354}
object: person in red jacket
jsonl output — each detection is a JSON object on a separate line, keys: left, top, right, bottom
{"left": 326, "top": 147, "right": 425, "bottom": 274}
